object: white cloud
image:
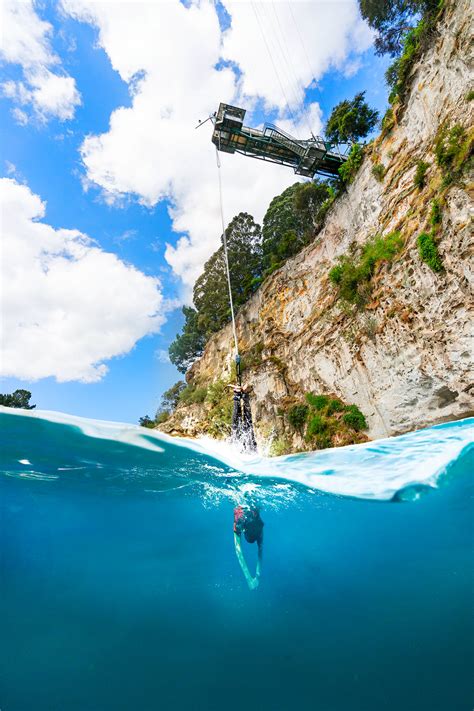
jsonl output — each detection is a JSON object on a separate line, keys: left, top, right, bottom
{"left": 0, "top": 178, "right": 165, "bottom": 382}
{"left": 61, "top": 0, "right": 372, "bottom": 291}
{"left": 0, "top": 0, "right": 80, "bottom": 122}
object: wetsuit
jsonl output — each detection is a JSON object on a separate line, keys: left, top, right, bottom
{"left": 231, "top": 390, "right": 257, "bottom": 452}
{"left": 234, "top": 506, "right": 264, "bottom": 544}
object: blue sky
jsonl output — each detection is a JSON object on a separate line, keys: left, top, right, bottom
{"left": 0, "top": 0, "right": 390, "bottom": 424}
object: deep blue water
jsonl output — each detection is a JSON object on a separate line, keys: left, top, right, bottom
{"left": 1, "top": 409, "right": 473, "bottom": 711}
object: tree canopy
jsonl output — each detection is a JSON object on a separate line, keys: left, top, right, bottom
{"left": 325, "top": 92, "right": 379, "bottom": 145}
{"left": 358, "top": 0, "right": 434, "bottom": 56}
{"left": 0, "top": 389, "right": 36, "bottom": 409}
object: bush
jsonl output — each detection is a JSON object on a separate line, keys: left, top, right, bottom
{"left": 339, "top": 143, "right": 364, "bottom": 184}
{"left": 435, "top": 124, "right": 473, "bottom": 185}
{"left": 329, "top": 231, "right": 404, "bottom": 305}
{"left": 466, "top": 90, "right": 474, "bottom": 102}
{"left": 287, "top": 404, "right": 309, "bottom": 431}
{"left": 342, "top": 405, "right": 367, "bottom": 431}
{"left": 179, "top": 383, "right": 208, "bottom": 405}
{"left": 372, "top": 163, "right": 385, "bottom": 182}
{"left": 327, "top": 398, "right": 344, "bottom": 415}
{"left": 430, "top": 199, "right": 442, "bottom": 227}
{"left": 417, "top": 232, "right": 443, "bottom": 272}
{"left": 381, "top": 108, "right": 395, "bottom": 133}
{"left": 139, "top": 415, "right": 155, "bottom": 428}
{"left": 306, "top": 393, "right": 330, "bottom": 410}
{"left": 306, "top": 414, "right": 328, "bottom": 439}
{"left": 414, "top": 160, "right": 429, "bottom": 188}
{"left": 155, "top": 411, "right": 170, "bottom": 425}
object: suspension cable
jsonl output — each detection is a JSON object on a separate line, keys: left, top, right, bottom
{"left": 250, "top": 0, "right": 297, "bottom": 131}
{"left": 215, "top": 146, "right": 240, "bottom": 365}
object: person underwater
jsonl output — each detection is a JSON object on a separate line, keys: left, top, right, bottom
{"left": 233, "top": 505, "right": 264, "bottom": 590}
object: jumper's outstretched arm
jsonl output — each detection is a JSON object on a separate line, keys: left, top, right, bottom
{"left": 234, "top": 533, "right": 260, "bottom": 590}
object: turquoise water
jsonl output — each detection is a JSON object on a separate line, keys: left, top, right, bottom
{"left": 1, "top": 408, "right": 473, "bottom": 711}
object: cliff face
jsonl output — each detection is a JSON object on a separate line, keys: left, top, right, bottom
{"left": 162, "top": 0, "right": 473, "bottom": 449}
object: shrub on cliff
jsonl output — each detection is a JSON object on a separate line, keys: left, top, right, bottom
{"left": 338, "top": 144, "right": 364, "bottom": 185}
{"left": 417, "top": 232, "right": 442, "bottom": 272}
{"left": 286, "top": 392, "right": 368, "bottom": 450}
{"left": 329, "top": 231, "right": 404, "bottom": 305}
{"left": 435, "top": 124, "right": 474, "bottom": 186}
{"left": 414, "top": 160, "right": 429, "bottom": 188}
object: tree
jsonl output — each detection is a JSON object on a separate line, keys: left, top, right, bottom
{"left": 139, "top": 415, "right": 156, "bottom": 428}
{"left": 261, "top": 183, "right": 306, "bottom": 273}
{"left": 194, "top": 212, "right": 262, "bottom": 336}
{"left": 0, "top": 389, "right": 36, "bottom": 409}
{"left": 358, "top": 0, "right": 435, "bottom": 56}
{"left": 325, "top": 92, "right": 379, "bottom": 144}
{"left": 160, "top": 381, "right": 186, "bottom": 411}
{"left": 169, "top": 213, "right": 262, "bottom": 373}
{"left": 169, "top": 306, "right": 207, "bottom": 374}
{"left": 294, "top": 180, "right": 332, "bottom": 229}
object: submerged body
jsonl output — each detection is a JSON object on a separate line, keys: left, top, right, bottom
{"left": 233, "top": 505, "right": 264, "bottom": 590}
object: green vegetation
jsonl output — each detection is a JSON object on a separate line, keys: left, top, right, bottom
{"left": 359, "top": 0, "right": 436, "bottom": 57}
{"left": 205, "top": 379, "right": 233, "bottom": 438}
{"left": 372, "top": 162, "right": 385, "bottom": 181}
{"left": 417, "top": 232, "right": 442, "bottom": 272}
{"left": 338, "top": 143, "right": 364, "bottom": 184}
{"left": 342, "top": 404, "right": 368, "bottom": 431}
{"left": 414, "top": 160, "right": 429, "bottom": 188}
{"left": 326, "top": 92, "right": 379, "bottom": 144}
{"left": 329, "top": 231, "right": 404, "bottom": 305}
{"left": 383, "top": 1, "right": 444, "bottom": 105}
{"left": 429, "top": 198, "right": 442, "bottom": 227}
{"left": 381, "top": 107, "right": 395, "bottom": 133}
{"left": 139, "top": 415, "right": 156, "bottom": 428}
{"left": 0, "top": 389, "right": 36, "bottom": 409}
{"left": 179, "top": 383, "right": 208, "bottom": 405}
{"left": 262, "top": 180, "right": 331, "bottom": 275}
{"left": 285, "top": 392, "right": 368, "bottom": 450}
{"left": 169, "top": 306, "right": 206, "bottom": 374}
{"left": 434, "top": 123, "right": 473, "bottom": 186}
{"left": 466, "top": 90, "right": 474, "bottom": 102}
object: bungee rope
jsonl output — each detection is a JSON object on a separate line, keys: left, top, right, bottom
{"left": 215, "top": 145, "right": 242, "bottom": 386}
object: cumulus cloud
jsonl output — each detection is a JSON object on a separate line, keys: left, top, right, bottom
{"left": 61, "top": 0, "right": 372, "bottom": 290}
{"left": 0, "top": 178, "right": 164, "bottom": 382}
{"left": 0, "top": 0, "right": 80, "bottom": 122}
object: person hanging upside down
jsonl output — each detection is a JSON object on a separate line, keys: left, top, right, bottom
{"left": 233, "top": 505, "right": 264, "bottom": 590}
{"left": 228, "top": 383, "right": 257, "bottom": 452}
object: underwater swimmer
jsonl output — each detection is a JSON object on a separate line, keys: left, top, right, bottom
{"left": 233, "top": 506, "right": 264, "bottom": 590}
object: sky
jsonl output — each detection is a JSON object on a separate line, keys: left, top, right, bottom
{"left": 0, "top": 0, "right": 391, "bottom": 424}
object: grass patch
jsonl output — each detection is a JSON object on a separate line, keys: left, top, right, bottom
{"left": 414, "top": 160, "right": 429, "bottom": 189}
{"left": 435, "top": 123, "right": 474, "bottom": 186}
{"left": 371, "top": 163, "right": 385, "bottom": 182}
{"left": 430, "top": 199, "right": 442, "bottom": 228}
{"left": 417, "top": 232, "right": 443, "bottom": 272}
{"left": 329, "top": 231, "right": 404, "bottom": 306}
